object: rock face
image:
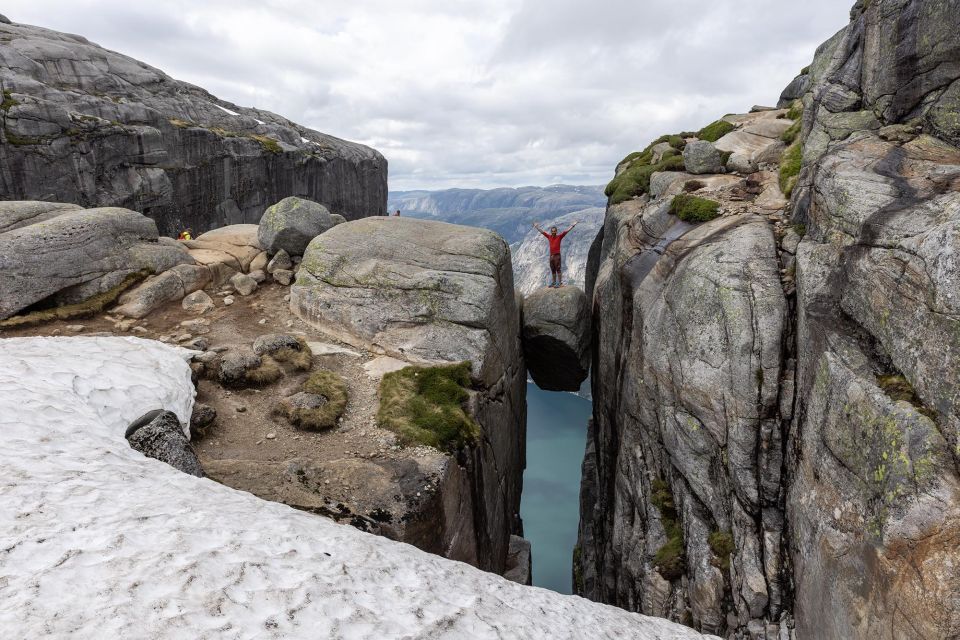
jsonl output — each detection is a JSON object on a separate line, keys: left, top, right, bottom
{"left": 291, "top": 217, "right": 526, "bottom": 574}
{"left": 577, "top": 197, "right": 787, "bottom": 636}
{"left": 257, "top": 196, "right": 346, "bottom": 256}
{"left": 0, "top": 21, "right": 386, "bottom": 235}
{"left": 126, "top": 410, "right": 204, "bottom": 478}
{"left": 522, "top": 286, "right": 591, "bottom": 392}
{"left": 580, "top": 2, "right": 960, "bottom": 638}
{"left": 0, "top": 203, "right": 191, "bottom": 319}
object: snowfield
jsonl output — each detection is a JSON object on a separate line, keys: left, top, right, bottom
{"left": 0, "top": 337, "right": 715, "bottom": 639}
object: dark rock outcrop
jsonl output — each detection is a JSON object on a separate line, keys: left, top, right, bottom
{"left": 126, "top": 410, "right": 204, "bottom": 477}
{"left": 0, "top": 21, "right": 386, "bottom": 235}
{"left": 291, "top": 217, "right": 526, "bottom": 574}
{"left": 0, "top": 202, "right": 191, "bottom": 319}
{"left": 522, "top": 286, "right": 591, "bottom": 392}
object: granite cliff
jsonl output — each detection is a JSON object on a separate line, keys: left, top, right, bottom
{"left": 576, "top": 1, "right": 960, "bottom": 638}
{"left": 0, "top": 18, "right": 386, "bottom": 235}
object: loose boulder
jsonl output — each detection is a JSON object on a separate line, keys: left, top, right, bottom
{"left": 230, "top": 272, "right": 258, "bottom": 296}
{"left": 0, "top": 205, "right": 191, "bottom": 320}
{"left": 682, "top": 140, "right": 726, "bottom": 175}
{"left": 521, "top": 286, "right": 591, "bottom": 391}
{"left": 181, "top": 290, "right": 215, "bottom": 314}
{"left": 115, "top": 264, "right": 211, "bottom": 319}
{"left": 267, "top": 249, "right": 293, "bottom": 273}
{"left": 126, "top": 410, "right": 204, "bottom": 477}
{"left": 258, "top": 197, "right": 344, "bottom": 256}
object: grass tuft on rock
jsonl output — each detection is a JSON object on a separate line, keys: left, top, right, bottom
{"left": 282, "top": 370, "right": 349, "bottom": 430}
{"left": 670, "top": 194, "right": 721, "bottom": 223}
{"left": 251, "top": 134, "right": 282, "bottom": 154}
{"left": 272, "top": 337, "right": 314, "bottom": 371}
{"left": 606, "top": 138, "right": 688, "bottom": 205}
{"left": 708, "top": 530, "right": 735, "bottom": 572}
{"left": 377, "top": 362, "right": 480, "bottom": 452}
{"left": 650, "top": 478, "right": 686, "bottom": 580}
{"left": 781, "top": 120, "right": 802, "bottom": 145}
{"left": 1, "top": 90, "right": 18, "bottom": 111}
{"left": 245, "top": 355, "right": 283, "bottom": 385}
{"left": 0, "top": 270, "right": 150, "bottom": 330}
{"left": 786, "top": 100, "right": 804, "bottom": 122}
{"left": 779, "top": 142, "right": 803, "bottom": 197}
{"left": 697, "top": 120, "right": 735, "bottom": 143}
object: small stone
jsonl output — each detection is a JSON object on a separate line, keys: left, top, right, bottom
{"left": 283, "top": 295, "right": 291, "bottom": 303}
{"left": 65, "top": 325, "right": 85, "bottom": 332}
{"left": 223, "top": 296, "right": 235, "bottom": 306}
{"left": 266, "top": 432, "right": 276, "bottom": 440}
{"left": 258, "top": 318, "right": 267, "bottom": 325}
{"left": 230, "top": 273, "right": 258, "bottom": 296}
{"left": 188, "top": 337, "right": 210, "bottom": 351}
{"left": 176, "top": 333, "right": 193, "bottom": 343}
{"left": 248, "top": 269, "right": 267, "bottom": 284}
{"left": 272, "top": 268, "right": 294, "bottom": 286}
{"left": 267, "top": 249, "right": 294, "bottom": 274}
{"left": 236, "top": 406, "right": 247, "bottom": 413}
{"left": 182, "top": 290, "right": 215, "bottom": 315}
{"left": 131, "top": 326, "right": 149, "bottom": 335}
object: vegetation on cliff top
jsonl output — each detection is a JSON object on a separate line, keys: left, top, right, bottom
{"left": 606, "top": 135, "right": 688, "bottom": 205}
{"left": 276, "top": 370, "right": 349, "bottom": 430}
{"left": 670, "top": 193, "right": 721, "bottom": 223}
{"left": 697, "top": 119, "right": 735, "bottom": 143}
{"left": 779, "top": 142, "right": 803, "bottom": 198}
{"left": 377, "top": 362, "right": 480, "bottom": 452}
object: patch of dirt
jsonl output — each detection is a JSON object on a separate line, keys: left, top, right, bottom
{"left": 2, "top": 280, "right": 449, "bottom": 538}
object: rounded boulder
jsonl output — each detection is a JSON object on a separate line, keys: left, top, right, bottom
{"left": 521, "top": 286, "right": 591, "bottom": 392}
{"left": 258, "top": 197, "right": 344, "bottom": 256}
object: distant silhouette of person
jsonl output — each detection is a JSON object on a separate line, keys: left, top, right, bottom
{"left": 394, "top": 209, "right": 401, "bottom": 216}
{"left": 533, "top": 221, "right": 578, "bottom": 288}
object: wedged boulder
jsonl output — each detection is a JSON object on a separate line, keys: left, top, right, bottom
{"left": 184, "top": 224, "right": 262, "bottom": 272}
{"left": 126, "top": 410, "right": 204, "bottom": 477}
{"left": 682, "top": 141, "right": 725, "bottom": 175}
{"left": 0, "top": 205, "right": 191, "bottom": 319}
{"left": 291, "top": 216, "right": 525, "bottom": 574}
{"left": 503, "top": 535, "right": 532, "bottom": 586}
{"left": 258, "top": 197, "right": 345, "bottom": 256}
{"left": 114, "top": 264, "right": 211, "bottom": 319}
{"left": 521, "top": 286, "right": 590, "bottom": 391}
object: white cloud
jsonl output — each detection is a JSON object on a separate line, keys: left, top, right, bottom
{"left": 5, "top": 0, "right": 851, "bottom": 190}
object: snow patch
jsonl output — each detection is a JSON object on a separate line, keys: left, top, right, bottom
{"left": 0, "top": 336, "right": 714, "bottom": 640}
{"left": 213, "top": 103, "right": 241, "bottom": 117}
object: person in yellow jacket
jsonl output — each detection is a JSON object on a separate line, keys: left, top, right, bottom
{"left": 177, "top": 229, "right": 192, "bottom": 241}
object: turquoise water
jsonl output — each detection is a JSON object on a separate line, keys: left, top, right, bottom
{"left": 520, "top": 382, "right": 592, "bottom": 593}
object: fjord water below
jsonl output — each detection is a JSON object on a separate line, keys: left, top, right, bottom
{"left": 520, "top": 382, "right": 591, "bottom": 594}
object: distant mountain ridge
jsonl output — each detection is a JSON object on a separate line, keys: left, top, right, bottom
{"left": 389, "top": 185, "right": 605, "bottom": 246}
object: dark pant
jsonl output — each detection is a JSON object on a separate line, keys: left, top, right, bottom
{"left": 549, "top": 253, "right": 562, "bottom": 278}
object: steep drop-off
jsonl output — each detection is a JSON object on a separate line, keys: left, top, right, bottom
{"left": 577, "top": 1, "right": 960, "bottom": 638}
{"left": 0, "top": 19, "right": 386, "bottom": 235}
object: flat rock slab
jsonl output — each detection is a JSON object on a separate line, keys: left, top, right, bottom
{"left": 306, "top": 341, "right": 362, "bottom": 358}
{"left": 363, "top": 355, "right": 410, "bottom": 379}
{"left": 522, "top": 286, "right": 591, "bottom": 392}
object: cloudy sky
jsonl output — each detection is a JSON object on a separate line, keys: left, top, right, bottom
{"left": 8, "top": 1, "right": 850, "bottom": 191}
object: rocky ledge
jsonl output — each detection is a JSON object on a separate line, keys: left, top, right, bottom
{"left": 0, "top": 19, "right": 386, "bottom": 234}
{"left": 291, "top": 217, "right": 527, "bottom": 573}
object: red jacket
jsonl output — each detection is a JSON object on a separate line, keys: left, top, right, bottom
{"left": 540, "top": 229, "right": 568, "bottom": 255}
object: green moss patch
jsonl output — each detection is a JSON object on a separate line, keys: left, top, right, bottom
{"left": 377, "top": 362, "right": 480, "bottom": 452}
{"left": 244, "top": 355, "right": 284, "bottom": 386}
{"left": 1, "top": 90, "right": 18, "bottom": 112}
{"left": 786, "top": 100, "right": 804, "bottom": 122}
{"left": 606, "top": 137, "right": 688, "bottom": 205}
{"left": 651, "top": 478, "right": 685, "bottom": 580}
{"left": 781, "top": 120, "right": 802, "bottom": 145}
{"left": 670, "top": 194, "right": 721, "bottom": 223}
{"left": 779, "top": 142, "right": 803, "bottom": 197}
{"left": 251, "top": 134, "right": 282, "bottom": 154}
{"left": 0, "top": 270, "right": 150, "bottom": 330}
{"left": 697, "top": 120, "right": 735, "bottom": 142}
{"left": 708, "top": 530, "right": 734, "bottom": 571}
{"left": 272, "top": 337, "right": 314, "bottom": 371}
{"left": 277, "top": 370, "right": 349, "bottom": 430}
